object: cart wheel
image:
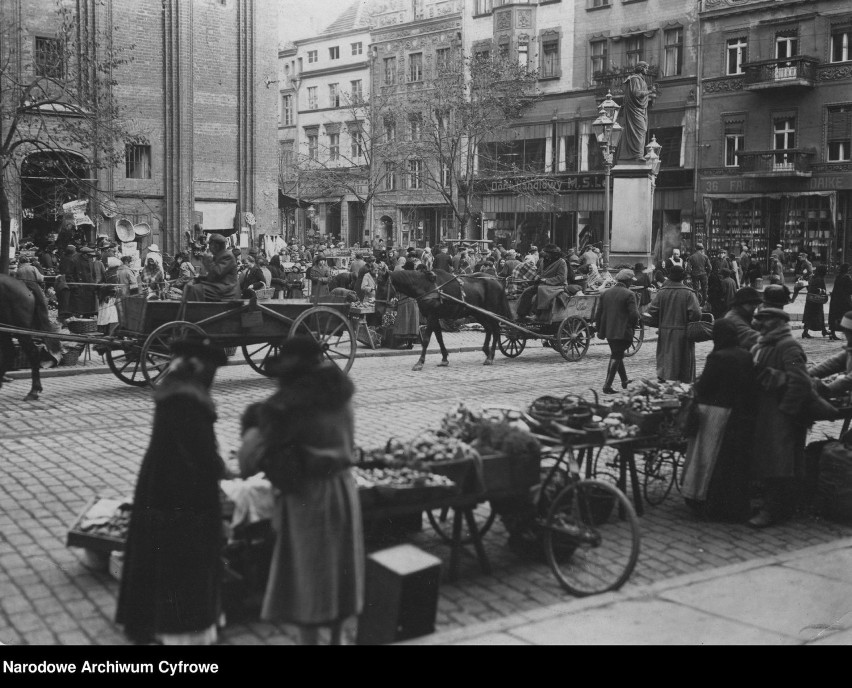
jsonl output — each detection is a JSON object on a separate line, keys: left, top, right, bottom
{"left": 642, "top": 449, "right": 677, "bottom": 506}
{"left": 624, "top": 321, "right": 644, "bottom": 358}
{"left": 140, "top": 321, "right": 207, "bottom": 387}
{"left": 497, "top": 327, "right": 526, "bottom": 358}
{"left": 543, "top": 479, "right": 640, "bottom": 597}
{"left": 556, "top": 316, "right": 591, "bottom": 361}
{"left": 242, "top": 342, "right": 283, "bottom": 377}
{"left": 289, "top": 306, "right": 357, "bottom": 373}
{"left": 426, "top": 502, "right": 497, "bottom": 545}
{"left": 105, "top": 345, "right": 153, "bottom": 387}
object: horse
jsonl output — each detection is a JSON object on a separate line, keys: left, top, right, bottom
{"left": 0, "top": 274, "right": 49, "bottom": 401}
{"left": 388, "top": 269, "right": 510, "bottom": 372}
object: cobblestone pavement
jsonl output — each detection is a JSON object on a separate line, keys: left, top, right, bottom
{"left": 1, "top": 325, "right": 850, "bottom": 646}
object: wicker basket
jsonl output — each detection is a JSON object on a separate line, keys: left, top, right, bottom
{"left": 254, "top": 287, "right": 275, "bottom": 301}
{"left": 67, "top": 318, "right": 98, "bottom": 334}
{"left": 61, "top": 348, "right": 82, "bottom": 366}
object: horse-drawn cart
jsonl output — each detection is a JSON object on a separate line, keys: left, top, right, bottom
{"left": 106, "top": 294, "right": 357, "bottom": 387}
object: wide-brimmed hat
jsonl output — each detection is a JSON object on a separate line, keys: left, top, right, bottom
{"left": 170, "top": 336, "right": 228, "bottom": 367}
{"left": 732, "top": 287, "right": 762, "bottom": 306}
{"left": 754, "top": 307, "right": 790, "bottom": 322}
{"left": 146, "top": 243, "right": 160, "bottom": 253}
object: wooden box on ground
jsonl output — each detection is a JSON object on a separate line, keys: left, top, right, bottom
{"left": 356, "top": 544, "right": 442, "bottom": 645}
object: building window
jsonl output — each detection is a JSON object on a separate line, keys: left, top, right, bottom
{"left": 125, "top": 144, "right": 151, "bottom": 179}
{"left": 409, "top": 115, "right": 422, "bottom": 141}
{"left": 384, "top": 162, "right": 396, "bottom": 190}
{"left": 307, "top": 50, "right": 318, "bottom": 63}
{"left": 329, "top": 83, "right": 340, "bottom": 108}
{"left": 384, "top": 57, "right": 397, "bottom": 85}
{"left": 590, "top": 39, "right": 608, "bottom": 78}
{"left": 282, "top": 94, "right": 293, "bottom": 126}
{"left": 541, "top": 37, "right": 560, "bottom": 78}
{"left": 409, "top": 52, "right": 423, "bottom": 82}
{"left": 827, "top": 105, "right": 852, "bottom": 162}
{"left": 831, "top": 28, "right": 851, "bottom": 63}
{"left": 307, "top": 86, "right": 317, "bottom": 110}
{"left": 663, "top": 28, "right": 683, "bottom": 77}
{"left": 34, "top": 36, "right": 63, "bottom": 78}
{"left": 775, "top": 33, "right": 798, "bottom": 60}
{"left": 435, "top": 47, "right": 450, "bottom": 73}
{"left": 773, "top": 117, "right": 796, "bottom": 168}
{"left": 408, "top": 159, "right": 422, "bottom": 189}
{"left": 518, "top": 39, "right": 529, "bottom": 68}
{"left": 307, "top": 134, "right": 318, "bottom": 160}
{"left": 352, "top": 42, "right": 362, "bottom": 56}
{"left": 625, "top": 35, "right": 644, "bottom": 68}
{"left": 441, "top": 162, "right": 451, "bottom": 187}
{"left": 350, "top": 79, "right": 363, "bottom": 103}
{"left": 384, "top": 119, "right": 396, "bottom": 142}
{"left": 329, "top": 46, "right": 340, "bottom": 60}
{"left": 475, "top": 0, "right": 493, "bottom": 14}
{"left": 725, "top": 133, "right": 744, "bottom": 167}
{"left": 350, "top": 129, "right": 363, "bottom": 158}
{"left": 726, "top": 37, "right": 747, "bottom": 75}
{"left": 329, "top": 133, "right": 340, "bottom": 161}
{"left": 589, "top": 0, "right": 610, "bottom": 7}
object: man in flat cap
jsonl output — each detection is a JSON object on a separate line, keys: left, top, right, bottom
{"left": 184, "top": 233, "right": 240, "bottom": 301}
{"left": 595, "top": 268, "right": 640, "bottom": 393}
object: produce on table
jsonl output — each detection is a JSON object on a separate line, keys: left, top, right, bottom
{"left": 608, "top": 379, "right": 693, "bottom": 411}
{"left": 600, "top": 412, "right": 639, "bottom": 439}
{"left": 352, "top": 466, "right": 455, "bottom": 489}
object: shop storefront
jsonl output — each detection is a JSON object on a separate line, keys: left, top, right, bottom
{"left": 698, "top": 171, "right": 852, "bottom": 270}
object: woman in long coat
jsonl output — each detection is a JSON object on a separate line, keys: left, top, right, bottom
{"left": 643, "top": 265, "right": 702, "bottom": 383}
{"left": 801, "top": 263, "right": 830, "bottom": 338}
{"left": 682, "top": 318, "right": 756, "bottom": 522}
{"left": 238, "top": 337, "right": 364, "bottom": 645}
{"left": 116, "top": 339, "right": 228, "bottom": 644}
{"left": 308, "top": 255, "right": 332, "bottom": 299}
{"left": 748, "top": 307, "right": 813, "bottom": 528}
{"left": 828, "top": 263, "right": 852, "bottom": 340}
{"left": 389, "top": 259, "right": 422, "bottom": 349}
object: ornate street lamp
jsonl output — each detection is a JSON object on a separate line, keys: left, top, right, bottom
{"left": 591, "top": 92, "right": 622, "bottom": 270}
{"left": 645, "top": 135, "right": 662, "bottom": 185}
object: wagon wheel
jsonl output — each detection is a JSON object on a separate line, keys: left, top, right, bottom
{"left": 242, "top": 341, "right": 283, "bottom": 377}
{"left": 289, "top": 306, "right": 356, "bottom": 373}
{"left": 497, "top": 326, "right": 526, "bottom": 358}
{"left": 140, "top": 321, "right": 207, "bottom": 387}
{"left": 426, "top": 502, "right": 497, "bottom": 545}
{"left": 105, "top": 344, "right": 153, "bottom": 387}
{"left": 556, "top": 316, "right": 591, "bottom": 361}
{"left": 624, "top": 321, "right": 645, "bottom": 358}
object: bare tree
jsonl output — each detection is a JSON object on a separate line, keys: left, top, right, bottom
{"left": 384, "top": 52, "right": 541, "bottom": 240}
{"left": 0, "top": 1, "right": 139, "bottom": 273}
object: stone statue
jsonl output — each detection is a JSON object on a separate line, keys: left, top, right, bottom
{"left": 617, "top": 61, "right": 655, "bottom": 163}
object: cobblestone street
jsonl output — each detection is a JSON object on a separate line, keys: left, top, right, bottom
{"left": 2, "top": 331, "right": 852, "bottom": 645}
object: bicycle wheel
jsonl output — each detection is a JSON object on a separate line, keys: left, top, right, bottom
{"left": 642, "top": 449, "right": 677, "bottom": 506}
{"left": 543, "top": 479, "right": 640, "bottom": 597}
{"left": 426, "top": 502, "right": 497, "bottom": 545}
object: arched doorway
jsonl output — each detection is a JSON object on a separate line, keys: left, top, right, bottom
{"left": 20, "top": 151, "right": 93, "bottom": 247}
{"left": 379, "top": 215, "right": 394, "bottom": 247}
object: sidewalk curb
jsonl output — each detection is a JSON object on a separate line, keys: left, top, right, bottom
{"left": 399, "top": 535, "right": 852, "bottom": 645}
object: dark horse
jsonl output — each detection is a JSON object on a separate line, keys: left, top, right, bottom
{"left": 389, "top": 269, "right": 510, "bottom": 371}
{"left": 0, "top": 274, "right": 50, "bottom": 401}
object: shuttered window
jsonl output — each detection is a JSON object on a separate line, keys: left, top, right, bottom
{"left": 827, "top": 105, "right": 852, "bottom": 162}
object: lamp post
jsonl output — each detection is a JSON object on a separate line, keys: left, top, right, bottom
{"left": 645, "top": 134, "right": 662, "bottom": 185}
{"left": 591, "top": 92, "right": 622, "bottom": 271}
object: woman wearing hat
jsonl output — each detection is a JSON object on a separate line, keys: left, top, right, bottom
{"left": 749, "top": 306, "right": 813, "bottom": 528}
{"left": 801, "top": 263, "right": 830, "bottom": 339}
{"left": 720, "top": 287, "right": 762, "bottom": 350}
{"left": 595, "top": 269, "right": 640, "bottom": 393}
{"left": 116, "top": 337, "right": 228, "bottom": 645}
{"left": 236, "top": 336, "right": 364, "bottom": 645}
{"left": 308, "top": 253, "right": 332, "bottom": 299}
{"left": 681, "top": 318, "right": 757, "bottom": 522}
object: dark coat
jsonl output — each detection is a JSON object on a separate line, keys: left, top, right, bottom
{"left": 644, "top": 281, "right": 702, "bottom": 382}
{"left": 186, "top": 247, "right": 241, "bottom": 301}
{"left": 750, "top": 326, "right": 812, "bottom": 479}
{"left": 432, "top": 252, "right": 453, "bottom": 272}
{"left": 829, "top": 272, "right": 852, "bottom": 331}
{"left": 116, "top": 380, "right": 225, "bottom": 642}
{"left": 68, "top": 253, "right": 99, "bottom": 316}
{"left": 595, "top": 282, "right": 639, "bottom": 341}
{"left": 719, "top": 306, "right": 759, "bottom": 351}
{"left": 691, "top": 344, "right": 757, "bottom": 521}
{"left": 803, "top": 275, "right": 827, "bottom": 331}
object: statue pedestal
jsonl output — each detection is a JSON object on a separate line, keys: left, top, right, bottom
{"left": 609, "top": 164, "right": 654, "bottom": 269}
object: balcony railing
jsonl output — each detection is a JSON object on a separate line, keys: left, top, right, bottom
{"left": 742, "top": 56, "right": 818, "bottom": 90}
{"left": 736, "top": 148, "right": 815, "bottom": 177}
{"left": 591, "top": 66, "right": 658, "bottom": 100}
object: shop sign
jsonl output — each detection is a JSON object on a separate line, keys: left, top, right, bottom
{"left": 702, "top": 174, "right": 851, "bottom": 194}
{"left": 479, "top": 173, "right": 606, "bottom": 195}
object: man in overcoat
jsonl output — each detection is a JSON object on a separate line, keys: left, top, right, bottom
{"left": 184, "top": 233, "right": 241, "bottom": 301}
{"left": 595, "top": 269, "right": 640, "bottom": 393}
{"left": 643, "top": 265, "right": 701, "bottom": 383}
{"left": 719, "top": 286, "right": 762, "bottom": 350}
